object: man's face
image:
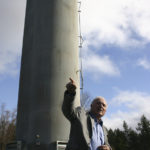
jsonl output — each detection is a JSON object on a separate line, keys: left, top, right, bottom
{"left": 90, "top": 97, "right": 107, "bottom": 119}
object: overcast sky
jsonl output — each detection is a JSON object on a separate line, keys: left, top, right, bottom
{"left": 0, "top": 0, "right": 150, "bottom": 130}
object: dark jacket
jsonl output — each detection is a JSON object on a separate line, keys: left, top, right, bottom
{"left": 62, "top": 91, "right": 111, "bottom": 150}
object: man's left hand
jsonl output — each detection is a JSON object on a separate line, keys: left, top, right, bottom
{"left": 97, "top": 145, "right": 110, "bottom": 150}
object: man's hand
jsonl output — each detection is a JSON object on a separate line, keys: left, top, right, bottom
{"left": 97, "top": 145, "right": 110, "bottom": 150}
{"left": 66, "top": 78, "right": 77, "bottom": 94}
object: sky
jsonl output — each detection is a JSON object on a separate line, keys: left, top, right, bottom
{"left": 0, "top": 0, "right": 150, "bottom": 130}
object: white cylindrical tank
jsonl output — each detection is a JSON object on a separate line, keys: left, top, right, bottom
{"left": 16, "top": 0, "right": 80, "bottom": 149}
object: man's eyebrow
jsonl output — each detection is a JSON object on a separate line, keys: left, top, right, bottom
{"left": 101, "top": 102, "right": 107, "bottom": 106}
{"left": 97, "top": 101, "right": 106, "bottom": 105}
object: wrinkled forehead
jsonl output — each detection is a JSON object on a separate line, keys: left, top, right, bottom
{"left": 92, "top": 97, "right": 107, "bottom": 105}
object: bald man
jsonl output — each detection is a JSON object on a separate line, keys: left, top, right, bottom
{"left": 62, "top": 78, "right": 111, "bottom": 150}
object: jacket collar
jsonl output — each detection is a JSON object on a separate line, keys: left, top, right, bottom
{"left": 86, "top": 111, "right": 105, "bottom": 139}
{"left": 88, "top": 111, "right": 103, "bottom": 126}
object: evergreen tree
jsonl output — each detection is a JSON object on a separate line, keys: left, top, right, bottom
{"left": 108, "top": 129, "right": 116, "bottom": 150}
{"left": 108, "top": 128, "right": 127, "bottom": 150}
{"left": 108, "top": 117, "right": 150, "bottom": 150}
{"left": 137, "top": 115, "right": 150, "bottom": 150}
{"left": 122, "top": 121, "right": 129, "bottom": 150}
{"left": 128, "top": 129, "right": 139, "bottom": 150}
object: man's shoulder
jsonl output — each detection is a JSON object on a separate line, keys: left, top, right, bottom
{"left": 74, "top": 106, "right": 90, "bottom": 117}
{"left": 75, "top": 106, "right": 85, "bottom": 112}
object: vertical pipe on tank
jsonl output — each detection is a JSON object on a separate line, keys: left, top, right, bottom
{"left": 16, "top": 0, "right": 80, "bottom": 149}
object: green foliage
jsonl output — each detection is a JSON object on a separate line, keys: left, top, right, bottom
{"left": 137, "top": 115, "right": 150, "bottom": 150}
{"left": 108, "top": 115, "right": 150, "bottom": 150}
{"left": 0, "top": 104, "right": 16, "bottom": 150}
{"left": 108, "top": 128, "right": 128, "bottom": 150}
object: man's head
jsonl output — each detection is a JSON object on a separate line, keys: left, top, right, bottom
{"left": 90, "top": 96, "right": 107, "bottom": 120}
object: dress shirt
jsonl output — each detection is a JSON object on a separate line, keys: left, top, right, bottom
{"left": 90, "top": 114, "right": 104, "bottom": 150}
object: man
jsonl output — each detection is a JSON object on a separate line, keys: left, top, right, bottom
{"left": 62, "top": 78, "right": 111, "bottom": 150}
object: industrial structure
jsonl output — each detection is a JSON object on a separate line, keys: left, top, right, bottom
{"left": 7, "top": 0, "right": 80, "bottom": 149}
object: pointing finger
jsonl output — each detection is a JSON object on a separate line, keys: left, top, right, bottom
{"left": 69, "top": 77, "right": 74, "bottom": 83}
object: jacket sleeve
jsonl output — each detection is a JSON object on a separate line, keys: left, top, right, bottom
{"left": 103, "top": 126, "right": 112, "bottom": 150}
{"left": 62, "top": 90, "right": 77, "bottom": 121}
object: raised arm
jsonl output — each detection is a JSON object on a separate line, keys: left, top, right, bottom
{"left": 62, "top": 78, "right": 77, "bottom": 121}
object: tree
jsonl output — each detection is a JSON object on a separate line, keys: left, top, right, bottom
{"left": 0, "top": 104, "right": 16, "bottom": 150}
{"left": 137, "top": 115, "right": 150, "bottom": 150}
{"left": 127, "top": 129, "right": 139, "bottom": 150}
{"left": 122, "top": 121, "right": 129, "bottom": 150}
{"left": 108, "top": 116, "right": 150, "bottom": 150}
{"left": 123, "top": 121, "right": 139, "bottom": 150}
{"left": 108, "top": 129, "right": 116, "bottom": 150}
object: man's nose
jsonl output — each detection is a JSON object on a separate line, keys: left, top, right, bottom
{"left": 100, "top": 105, "right": 103, "bottom": 108}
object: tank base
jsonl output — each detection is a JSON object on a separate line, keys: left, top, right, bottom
{"left": 6, "top": 140, "right": 67, "bottom": 150}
